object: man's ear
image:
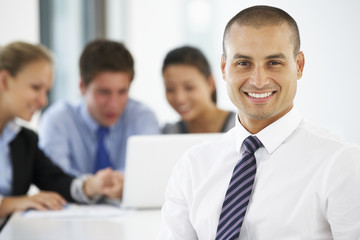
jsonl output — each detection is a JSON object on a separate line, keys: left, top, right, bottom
{"left": 220, "top": 54, "right": 227, "bottom": 81}
{"left": 0, "top": 70, "right": 10, "bottom": 91}
{"left": 79, "top": 78, "right": 86, "bottom": 95}
{"left": 296, "top": 51, "right": 305, "bottom": 80}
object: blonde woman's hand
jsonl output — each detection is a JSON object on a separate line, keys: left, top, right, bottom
{"left": 0, "top": 191, "right": 66, "bottom": 217}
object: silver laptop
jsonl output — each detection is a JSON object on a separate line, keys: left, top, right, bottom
{"left": 121, "top": 133, "right": 222, "bottom": 209}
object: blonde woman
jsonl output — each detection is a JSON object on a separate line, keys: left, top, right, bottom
{"left": 0, "top": 42, "right": 123, "bottom": 228}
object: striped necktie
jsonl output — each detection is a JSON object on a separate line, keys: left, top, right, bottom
{"left": 93, "top": 126, "right": 113, "bottom": 173}
{"left": 216, "top": 135, "right": 262, "bottom": 240}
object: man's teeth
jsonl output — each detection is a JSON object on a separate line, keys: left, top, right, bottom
{"left": 248, "top": 92, "right": 273, "bottom": 98}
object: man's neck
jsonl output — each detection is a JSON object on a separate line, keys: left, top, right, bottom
{"left": 238, "top": 107, "right": 293, "bottom": 134}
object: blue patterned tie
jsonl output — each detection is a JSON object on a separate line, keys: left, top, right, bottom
{"left": 93, "top": 126, "right": 113, "bottom": 173}
{"left": 216, "top": 135, "right": 262, "bottom": 240}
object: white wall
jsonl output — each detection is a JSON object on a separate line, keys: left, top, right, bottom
{"left": 0, "top": 0, "right": 40, "bottom": 130}
{"left": 118, "top": 0, "right": 187, "bottom": 124}
{"left": 0, "top": 0, "right": 39, "bottom": 45}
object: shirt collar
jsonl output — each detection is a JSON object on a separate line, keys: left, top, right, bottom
{"left": 235, "top": 107, "right": 302, "bottom": 154}
{"left": 79, "top": 99, "right": 117, "bottom": 135}
{"left": 79, "top": 99, "right": 98, "bottom": 135}
{"left": 0, "top": 120, "right": 21, "bottom": 145}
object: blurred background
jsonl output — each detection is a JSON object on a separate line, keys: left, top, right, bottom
{"left": 1, "top": 0, "right": 360, "bottom": 145}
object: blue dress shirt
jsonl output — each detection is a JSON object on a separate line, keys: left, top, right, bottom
{"left": 38, "top": 98, "right": 160, "bottom": 176}
{"left": 0, "top": 121, "right": 20, "bottom": 195}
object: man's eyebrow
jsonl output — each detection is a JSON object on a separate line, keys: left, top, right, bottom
{"left": 231, "top": 53, "right": 287, "bottom": 60}
{"left": 232, "top": 53, "right": 252, "bottom": 60}
{"left": 265, "top": 53, "right": 287, "bottom": 60}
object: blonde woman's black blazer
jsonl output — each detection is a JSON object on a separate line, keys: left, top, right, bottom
{"left": 9, "top": 127, "right": 74, "bottom": 201}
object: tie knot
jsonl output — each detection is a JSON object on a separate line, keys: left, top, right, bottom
{"left": 98, "top": 126, "right": 109, "bottom": 138}
{"left": 243, "top": 135, "right": 262, "bottom": 154}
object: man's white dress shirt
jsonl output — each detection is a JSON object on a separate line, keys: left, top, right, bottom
{"left": 158, "top": 108, "right": 360, "bottom": 240}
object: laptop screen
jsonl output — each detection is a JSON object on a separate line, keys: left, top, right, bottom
{"left": 122, "top": 133, "right": 222, "bottom": 209}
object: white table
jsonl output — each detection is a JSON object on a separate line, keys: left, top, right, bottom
{"left": 0, "top": 207, "right": 161, "bottom": 240}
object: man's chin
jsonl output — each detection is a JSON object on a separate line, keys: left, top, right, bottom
{"left": 100, "top": 118, "right": 118, "bottom": 127}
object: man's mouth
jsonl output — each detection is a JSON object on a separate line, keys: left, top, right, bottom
{"left": 246, "top": 91, "right": 274, "bottom": 98}
{"left": 105, "top": 113, "right": 117, "bottom": 119}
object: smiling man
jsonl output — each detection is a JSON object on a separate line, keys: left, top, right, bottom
{"left": 38, "top": 39, "right": 160, "bottom": 177}
{"left": 222, "top": 14, "right": 304, "bottom": 134}
{"left": 158, "top": 5, "right": 360, "bottom": 240}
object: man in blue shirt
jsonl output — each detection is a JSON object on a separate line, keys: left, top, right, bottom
{"left": 38, "top": 39, "right": 160, "bottom": 177}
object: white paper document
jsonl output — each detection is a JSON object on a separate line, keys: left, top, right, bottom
{"left": 22, "top": 204, "right": 125, "bottom": 219}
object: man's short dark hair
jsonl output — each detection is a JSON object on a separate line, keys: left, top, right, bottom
{"left": 223, "top": 5, "right": 300, "bottom": 59}
{"left": 79, "top": 39, "right": 134, "bottom": 86}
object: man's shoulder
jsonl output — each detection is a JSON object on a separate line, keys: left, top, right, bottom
{"left": 298, "top": 120, "right": 360, "bottom": 155}
{"left": 125, "top": 98, "right": 155, "bottom": 115}
{"left": 41, "top": 100, "right": 79, "bottom": 122}
{"left": 186, "top": 130, "right": 237, "bottom": 159}
{"left": 120, "top": 98, "right": 158, "bottom": 127}
{"left": 300, "top": 121, "right": 350, "bottom": 145}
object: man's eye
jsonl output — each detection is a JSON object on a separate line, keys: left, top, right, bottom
{"left": 269, "top": 61, "right": 281, "bottom": 65}
{"left": 31, "top": 85, "right": 41, "bottom": 91}
{"left": 185, "top": 86, "right": 194, "bottom": 91}
{"left": 98, "top": 90, "right": 110, "bottom": 95}
{"left": 118, "top": 89, "right": 128, "bottom": 95}
{"left": 237, "top": 61, "right": 250, "bottom": 66}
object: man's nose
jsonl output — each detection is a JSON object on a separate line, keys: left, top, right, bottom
{"left": 248, "top": 65, "right": 270, "bottom": 89}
